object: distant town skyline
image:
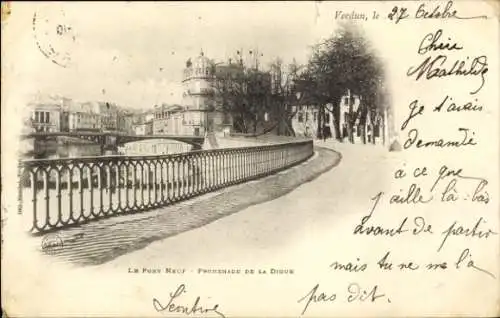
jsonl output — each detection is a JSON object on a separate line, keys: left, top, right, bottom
{"left": 7, "top": 2, "right": 348, "bottom": 109}
{"left": 6, "top": 2, "right": 406, "bottom": 111}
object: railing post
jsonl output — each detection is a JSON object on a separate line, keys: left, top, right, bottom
{"left": 100, "top": 136, "right": 106, "bottom": 155}
{"left": 19, "top": 140, "right": 314, "bottom": 234}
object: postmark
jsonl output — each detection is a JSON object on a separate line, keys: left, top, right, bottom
{"left": 41, "top": 233, "right": 64, "bottom": 255}
{"left": 32, "top": 5, "right": 76, "bottom": 68}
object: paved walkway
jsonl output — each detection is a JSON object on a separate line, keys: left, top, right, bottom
{"left": 9, "top": 141, "right": 497, "bottom": 317}
{"left": 100, "top": 140, "right": 393, "bottom": 269}
{"left": 31, "top": 145, "right": 341, "bottom": 266}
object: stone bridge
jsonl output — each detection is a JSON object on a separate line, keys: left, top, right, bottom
{"left": 20, "top": 131, "right": 205, "bottom": 151}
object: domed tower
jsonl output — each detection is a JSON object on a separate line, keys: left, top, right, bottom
{"left": 181, "top": 50, "right": 231, "bottom": 136}
{"left": 182, "top": 50, "right": 215, "bottom": 111}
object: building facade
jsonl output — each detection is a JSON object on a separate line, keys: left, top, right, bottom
{"left": 291, "top": 104, "right": 334, "bottom": 138}
{"left": 179, "top": 51, "right": 233, "bottom": 136}
{"left": 152, "top": 104, "right": 185, "bottom": 135}
{"left": 150, "top": 51, "right": 281, "bottom": 137}
{"left": 134, "top": 121, "right": 153, "bottom": 136}
{"left": 28, "top": 102, "right": 61, "bottom": 132}
{"left": 98, "top": 102, "right": 118, "bottom": 131}
{"left": 117, "top": 111, "right": 134, "bottom": 134}
{"left": 63, "top": 101, "right": 101, "bottom": 132}
{"left": 338, "top": 89, "right": 361, "bottom": 139}
{"left": 26, "top": 93, "right": 135, "bottom": 134}
{"left": 290, "top": 89, "right": 386, "bottom": 143}
{"left": 153, "top": 103, "right": 214, "bottom": 136}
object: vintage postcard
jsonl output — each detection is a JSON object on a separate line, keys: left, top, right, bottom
{"left": 1, "top": 1, "right": 499, "bottom": 317}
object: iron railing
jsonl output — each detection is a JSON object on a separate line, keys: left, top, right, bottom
{"left": 18, "top": 140, "right": 313, "bottom": 234}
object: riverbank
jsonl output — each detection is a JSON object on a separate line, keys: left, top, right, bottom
{"left": 28, "top": 145, "right": 341, "bottom": 266}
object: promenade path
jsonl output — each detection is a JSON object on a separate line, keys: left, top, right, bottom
{"left": 8, "top": 141, "right": 496, "bottom": 317}
{"left": 27, "top": 141, "right": 342, "bottom": 266}
{"left": 99, "top": 141, "right": 393, "bottom": 269}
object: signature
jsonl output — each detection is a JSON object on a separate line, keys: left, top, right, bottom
{"left": 152, "top": 284, "right": 226, "bottom": 318}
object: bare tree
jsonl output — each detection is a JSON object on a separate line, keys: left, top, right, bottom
{"left": 210, "top": 60, "right": 274, "bottom": 134}
{"left": 303, "top": 23, "right": 388, "bottom": 142}
{"left": 257, "top": 58, "right": 305, "bottom": 137}
{"left": 211, "top": 58, "right": 299, "bottom": 136}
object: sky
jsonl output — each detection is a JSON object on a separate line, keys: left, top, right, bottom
{"left": 5, "top": 2, "right": 342, "bottom": 109}
{"left": 7, "top": 1, "right": 494, "bottom": 114}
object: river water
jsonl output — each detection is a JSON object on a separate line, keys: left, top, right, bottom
{"left": 21, "top": 138, "right": 194, "bottom": 160}
{"left": 20, "top": 139, "right": 116, "bottom": 160}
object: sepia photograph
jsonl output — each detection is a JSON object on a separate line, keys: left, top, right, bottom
{"left": 2, "top": 1, "right": 499, "bottom": 317}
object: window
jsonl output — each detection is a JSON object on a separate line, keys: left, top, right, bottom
{"left": 344, "top": 97, "right": 349, "bottom": 104}
{"left": 325, "top": 113, "right": 330, "bottom": 122}
{"left": 313, "top": 112, "right": 318, "bottom": 121}
{"left": 46, "top": 112, "right": 50, "bottom": 123}
{"left": 40, "top": 112, "right": 44, "bottom": 123}
{"left": 35, "top": 111, "right": 39, "bottom": 122}
{"left": 298, "top": 112, "right": 303, "bottom": 123}
{"left": 223, "top": 113, "right": 231, "bottom": 124}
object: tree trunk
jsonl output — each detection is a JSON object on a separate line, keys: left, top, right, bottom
{"left": 241, "top": 116, "right": 248, "bottom": 133}
{"left": 347, "top": 117, "right": 354, "bottom": 144}
{"left": 316, "top": 105, "right": 322, "bottom": 139}
{"left": 320, "top": 104, "right": 327, "bottom": 140}
{"left": 329, "top": 99, "right": 342, "bottom": 141}
{"left": 286, "top": 121, "right": 296, "bottom": 137}
{"left": 361, "top": 123, "right": 366, "bottom": 144}
{"left": 382, "top": 122, "right": 386, "bottom": 145}
{"left": 331, "top": 112, "right": 339, "bottom": 141}
{"left": 277, "top": 104, "right": 285, "bottom": 136}
{"left": 284, "top": 104, "right": 296, "bottom": 137}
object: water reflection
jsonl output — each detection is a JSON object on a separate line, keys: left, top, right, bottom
{"left": 21, "top": 141, "right": 117, "bottom": 160}
{"left": 21, "top": 138, "right": 192, "bottom": 160}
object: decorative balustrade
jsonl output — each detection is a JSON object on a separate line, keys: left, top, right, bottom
{"left": 18, "top": 140, "right": 313, "bottom": 234}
